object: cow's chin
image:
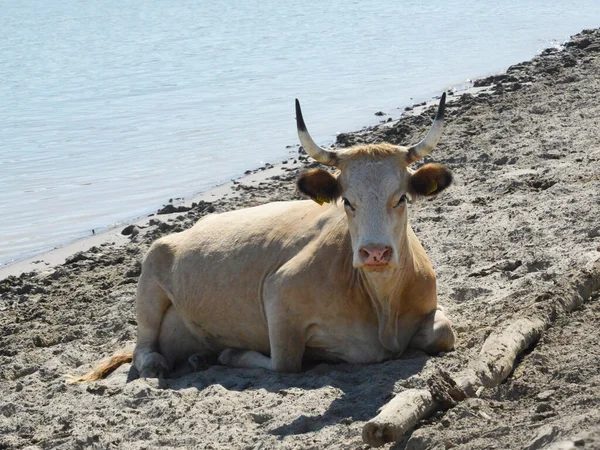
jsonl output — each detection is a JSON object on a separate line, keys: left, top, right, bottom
{"left": 360, "top": 264, "right": 392, "bottom": 273}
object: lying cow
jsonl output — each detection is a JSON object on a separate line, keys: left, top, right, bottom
{"left": 76, "top": 94, "right": 455, "bottom": 381}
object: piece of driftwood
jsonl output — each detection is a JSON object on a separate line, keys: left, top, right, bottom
{"left": 362, "top": 389, "right": 436, "bottom": 447}
{"left": 362, "top": 261, "right": 600, "bottom": 447}
{"left": 363, "top": 318, "right": 547, "bottom": 448}
{"left": 363, "top": 369, "right": 466, "bottom": 447}
{"left": 427, "top": 368, "right": 466, "bottom": 408}
{"left": 454, "top": 317, "right": 545, "bottom": 396}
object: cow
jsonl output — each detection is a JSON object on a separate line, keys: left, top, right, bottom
{"left": 74, "top": 94, "right": 455, "bottom": 381}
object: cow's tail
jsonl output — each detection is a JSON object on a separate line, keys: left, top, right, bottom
{"left": 67, "top": 352, "right": 133, "bottom": 383}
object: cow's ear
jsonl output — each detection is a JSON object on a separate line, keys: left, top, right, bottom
{"left": 297, "top": 169, "right": 341, "bottom": 205}
{"left": 409, "top": 163, "right": 453, "bottom": 197}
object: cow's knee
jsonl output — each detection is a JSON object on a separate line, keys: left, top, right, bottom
{"left": 428, "top": 320, "right": 456, "bottom": 354}
{"left": 410, "top": 309, "right": 456, "bottom": 355}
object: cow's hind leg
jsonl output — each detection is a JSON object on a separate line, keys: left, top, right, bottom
{"left": 409, "top": 308, "right": 456, "bottom": 355}
{"left": 158, "top": 306, "right": 210, "bottom": 370}
{"left": 133, "top": 274, "right": 171, "bottom": 378}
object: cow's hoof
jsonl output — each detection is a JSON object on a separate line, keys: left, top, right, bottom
{"left": 188, "top": 354, "right": 217, "bottom": 372}
{"left": 218, "top": 348, "right": 245, "bottom": 366}
{"left": 139, "top": 353, "right": 169, "bottom": 378}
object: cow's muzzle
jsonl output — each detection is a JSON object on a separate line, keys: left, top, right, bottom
{"left": 359, "top": 244, "right": 393, "bottom": 267}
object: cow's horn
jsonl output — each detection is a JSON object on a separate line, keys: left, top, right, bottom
{"left": 295, "top": 99, "right": 338, "bottom": 166}
{"left": 406, "top": 92, "right": 446, "bottom": 164}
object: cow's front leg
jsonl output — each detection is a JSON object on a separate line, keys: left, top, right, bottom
{"left": 409, "top": 308, "right": 455, "bottom": 355}
{"left": 218, "top": 308, "right": 305, "bottom": 372}
{"left": 217, "top": 348, "right": 273, "bottom": 370}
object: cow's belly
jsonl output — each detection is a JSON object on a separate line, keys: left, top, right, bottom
{"left": 305, "top": 321, "right": 391, "bottom": 364}
{"left": 172, "top": 295, "right": 389, "bottom": 364}
{"left": 173, "top": 298, "right": 271, "bottom": 355}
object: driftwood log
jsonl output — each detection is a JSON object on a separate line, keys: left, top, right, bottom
{"left": 362, "top": 259, "right": 600, "bottom": 447}
{"left": 362, "top": 389, "right": 436, "bottom": 447}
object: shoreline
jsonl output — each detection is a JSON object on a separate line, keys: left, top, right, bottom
{"left": 0, "top": 83, "right": 497, "bottom": 279}
{"left": 0, "top": 158, "right": 305, "bottom": 278}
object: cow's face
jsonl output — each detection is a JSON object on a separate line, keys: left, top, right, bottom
{"left": 340, "top": 158, "right": 407, "bottom": 270}
{"left": 295, "top": 94, "right": 450, "bottom": 271}
{"left": 298, "top": 157, "right": 451, "bottom": 271}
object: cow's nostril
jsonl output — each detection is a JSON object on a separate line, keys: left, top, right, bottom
{"left": 359, "top": 248, "right": 370, "bottom": 260}
{"left": 382, "top": 247, "right": 393, "bottom": 262}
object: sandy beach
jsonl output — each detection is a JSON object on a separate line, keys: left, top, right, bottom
{"left": 1, "top": 28, "right": 600, "bottom": 449}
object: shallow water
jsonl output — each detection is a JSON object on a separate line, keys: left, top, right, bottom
{"left": 1, "top": 0, "right": 599, "bottom": 265}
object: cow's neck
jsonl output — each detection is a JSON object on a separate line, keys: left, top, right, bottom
{"left": 359, "top": 232, "right": 416, "bottom": 354}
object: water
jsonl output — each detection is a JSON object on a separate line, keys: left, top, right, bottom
{"left": 1, "top": 0, "right": 599, "bottom": 266}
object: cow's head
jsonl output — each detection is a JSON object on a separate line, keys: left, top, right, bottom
{"left": 296, "top": 94, "right": 452, "bottom": 272}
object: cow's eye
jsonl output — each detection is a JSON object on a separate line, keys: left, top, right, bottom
{"left": 342, "top": 198, "right": 355, "bottom": 211}
{"left": 394, "top": 195, "right": 407, "bottom": 208}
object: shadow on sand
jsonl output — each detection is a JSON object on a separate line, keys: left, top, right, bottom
{"left": 125, "top": 350, "right": 431, "bottom": 439}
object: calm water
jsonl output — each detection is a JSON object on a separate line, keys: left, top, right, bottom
{"left": 1, "top": 0, "right": 599, "bottom": 265}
